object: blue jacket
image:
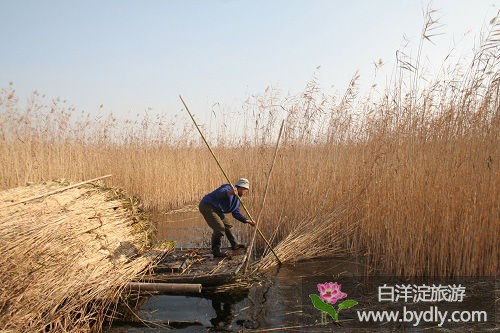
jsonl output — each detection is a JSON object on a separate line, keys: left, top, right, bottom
{"left": 201, "top": 184, "right": 247, "bottom": 223}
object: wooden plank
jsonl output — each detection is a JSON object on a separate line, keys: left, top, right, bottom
{"left": 147, "top": 273, "right": 235, "bottom": 286}
{"left": 154, "top": 259, "right": 188, "bottom": 273}
{"left": 145, "top": 247, "right": 247, "bottom": 287}
{"left": 127, "top": 282, "right": 202, "bottom": 294}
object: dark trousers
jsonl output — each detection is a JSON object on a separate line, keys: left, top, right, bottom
{"left": 198, "top": 201, "right": 233, "bottom": 236}
{"left": 199, "top": 201, "right": 237, "bottom": 251}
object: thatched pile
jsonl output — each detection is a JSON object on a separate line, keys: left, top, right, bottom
{"left": 0, "top": 177, "right": 161, "bottom": 332}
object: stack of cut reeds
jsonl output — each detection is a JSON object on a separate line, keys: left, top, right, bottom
{"left": 0, "top": 179, "right": 161, "bottom": 332}
{"left": 254, "top": 189, "right": 364, "bottom": 271}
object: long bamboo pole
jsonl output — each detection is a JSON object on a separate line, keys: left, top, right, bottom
{"left": 179, "top": 95, "right": 282, "bottom": 265}
{"left": 243, "top": 119, "right": 284, "bottom": 273}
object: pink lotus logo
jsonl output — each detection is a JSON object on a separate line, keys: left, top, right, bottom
{"left": 309, "top": 282, "right": 358, "bottom": 323}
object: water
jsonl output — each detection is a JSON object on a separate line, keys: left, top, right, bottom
{"left": 109, "top": 211, "right": 497, "bottom": 332}
{"left": 109, "top": 257, "right": 369, "bottom": 332}
{"left": 152, "top": 208, "right": 247, "bottom": 249}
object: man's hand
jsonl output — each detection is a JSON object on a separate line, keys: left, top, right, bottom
{"left": 246, "top": 219, "right": 256, "bottom": 226}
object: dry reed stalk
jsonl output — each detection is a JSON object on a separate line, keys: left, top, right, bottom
{"left": 0, "top": 180, "right": 162, "bottom": 332}
{"left": 244, "top": 119, "right": 285, "bottom": 272}
{"left": 2, "top": 174, "right": 112, "bottom": 208}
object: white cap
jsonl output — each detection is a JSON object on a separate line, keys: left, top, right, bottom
{"left": 235, "top": 178, "right": 250, "bottom": 189}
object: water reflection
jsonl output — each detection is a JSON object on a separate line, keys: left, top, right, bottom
{"left": 108, "top": 257, "right": 366, "bottom": 332}
{"left": 109, "top": 257, "right": 496, "bottom": 332}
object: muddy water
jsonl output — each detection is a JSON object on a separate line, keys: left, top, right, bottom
{"left": 109, "top": 211, "right": 497, "bottom": 332}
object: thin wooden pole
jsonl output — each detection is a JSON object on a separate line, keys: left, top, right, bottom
{"left": 179, "top": 95, "right": 282, "bottom": 265}
{"left": 2, "top": 174, "right": 113, "bottom": 209}
{"left": 243, "top": 119, "right": 284, "bottom": 273}
{"left": 127, "top": 282, "right": 202, "bottom": 294}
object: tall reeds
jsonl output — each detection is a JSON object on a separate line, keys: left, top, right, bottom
{"left": 1, "top": 14, "right": 498, "bottom": 277}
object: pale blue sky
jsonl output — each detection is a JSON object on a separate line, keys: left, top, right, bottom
{"left": 1, "top": 0, "right": 497, "bottom": 122}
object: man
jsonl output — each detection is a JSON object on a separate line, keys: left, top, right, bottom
{"left": 199, "top": 178, "right": 256, "bottom": 258}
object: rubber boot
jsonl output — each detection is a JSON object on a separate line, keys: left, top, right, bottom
{"left": 211, "top": 233, "right": 227, "bottom": 258}
{"left": 225, "top": 228, "right": 246, "bottom": 250}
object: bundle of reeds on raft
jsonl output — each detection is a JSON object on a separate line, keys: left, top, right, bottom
{"left": 0, "top": 177, "right": 163, "bottom": 332}
{"left": 254, "top": 190, "right": 363, "bottom": 271}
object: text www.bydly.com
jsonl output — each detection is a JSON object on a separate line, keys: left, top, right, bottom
{"left": 356, "top": 306, "right": 487, "bottom": 327}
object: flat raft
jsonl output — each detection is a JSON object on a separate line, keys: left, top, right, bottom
{"left": 137, "top": 247, "right": 248, "bottom": 288}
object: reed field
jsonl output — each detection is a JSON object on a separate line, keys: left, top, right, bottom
{"left": 1, "top": 16, "right": 498, "bottom": 278}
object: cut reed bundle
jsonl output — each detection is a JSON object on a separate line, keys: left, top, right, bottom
{"left": 254, "top": 190, "right": 364, "bottom": 271}
{"left": 0, "top": 179, "right": 161, "bottom": 332}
